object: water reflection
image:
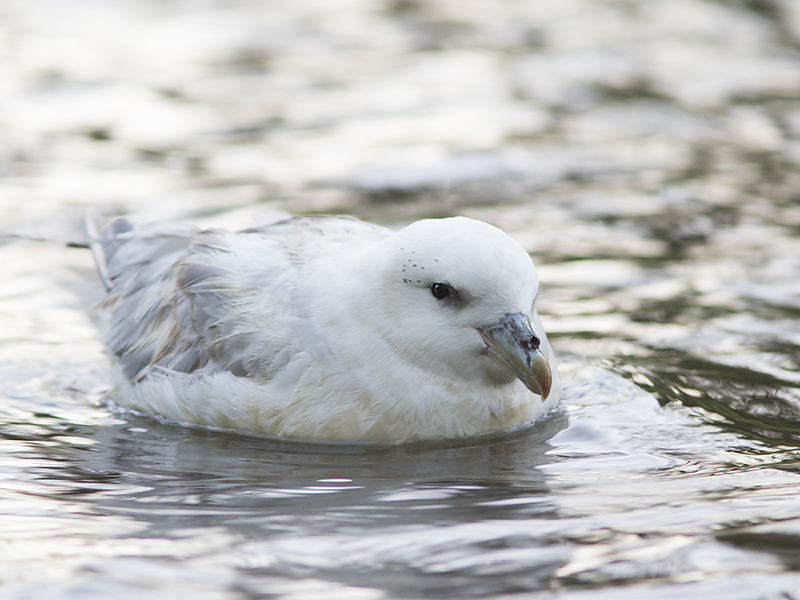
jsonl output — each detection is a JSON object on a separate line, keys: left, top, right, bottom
{"left": 2, "top": 386, "right": 569, "bottom": 597}
{"left": 5, "top": 356, "right": 800, "bottom": 598}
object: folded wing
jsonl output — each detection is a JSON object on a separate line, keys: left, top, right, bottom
{"left": 90, "top": 216, "right": 386, "bottom": 384}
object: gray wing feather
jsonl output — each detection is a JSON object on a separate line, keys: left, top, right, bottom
{"left": 91, "top": 215, "right": 388, "bottom": 384}
{"left": 91, "top": 218, "right": 207, "bottom": 380}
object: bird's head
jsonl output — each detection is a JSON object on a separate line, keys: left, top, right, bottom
{"left": 366, "top": 216, "right": 556, "bottom": 402}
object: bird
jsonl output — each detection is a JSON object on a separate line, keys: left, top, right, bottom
{"left": 89, "top": 214, "right": 562, "bottom": 444}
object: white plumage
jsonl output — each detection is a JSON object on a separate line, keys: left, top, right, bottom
{"left": 90, "top": 214, "right": 561, "bottom": 443}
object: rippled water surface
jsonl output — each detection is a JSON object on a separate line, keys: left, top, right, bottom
{"left": 3, "top": 0, "right": 800, "bottom": 598}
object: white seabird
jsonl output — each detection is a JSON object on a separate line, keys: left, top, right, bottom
{"left": 90, "top": 215, "right": 561, "bottom": 443}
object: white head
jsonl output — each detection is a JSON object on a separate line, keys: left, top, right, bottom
{"left": 361, "top": 217, "right": 554, "bottom": 399}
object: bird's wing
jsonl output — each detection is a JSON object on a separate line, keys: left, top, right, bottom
{"left": 91, "top": 216, "right": 387, "bottom": 383}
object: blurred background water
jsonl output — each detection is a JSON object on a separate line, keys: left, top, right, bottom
{"left": 2, "top": 0, "right": 800, "bottom": 598}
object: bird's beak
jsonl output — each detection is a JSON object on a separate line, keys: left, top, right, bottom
{"left": 478, "top": 313, "right": 552, "bottom": 400}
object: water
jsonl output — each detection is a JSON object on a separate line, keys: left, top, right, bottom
{"left": 3, "top": 0, "right": 800, "bottom": 598}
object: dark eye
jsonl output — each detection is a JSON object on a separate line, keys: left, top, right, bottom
{"left": 431, "top": 282, "right": 451, "bottom": 300}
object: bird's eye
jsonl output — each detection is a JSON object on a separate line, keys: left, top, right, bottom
{"left": 431, "top": 282, "right": 451, "bottom": 300}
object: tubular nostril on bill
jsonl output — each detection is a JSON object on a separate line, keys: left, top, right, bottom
{"left": 522, "top": 334, "right": 540, "bottom": 353}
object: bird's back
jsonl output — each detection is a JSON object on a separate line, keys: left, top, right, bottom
{"left": 90, "top": 215, "right": 388, "bottom": 384}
